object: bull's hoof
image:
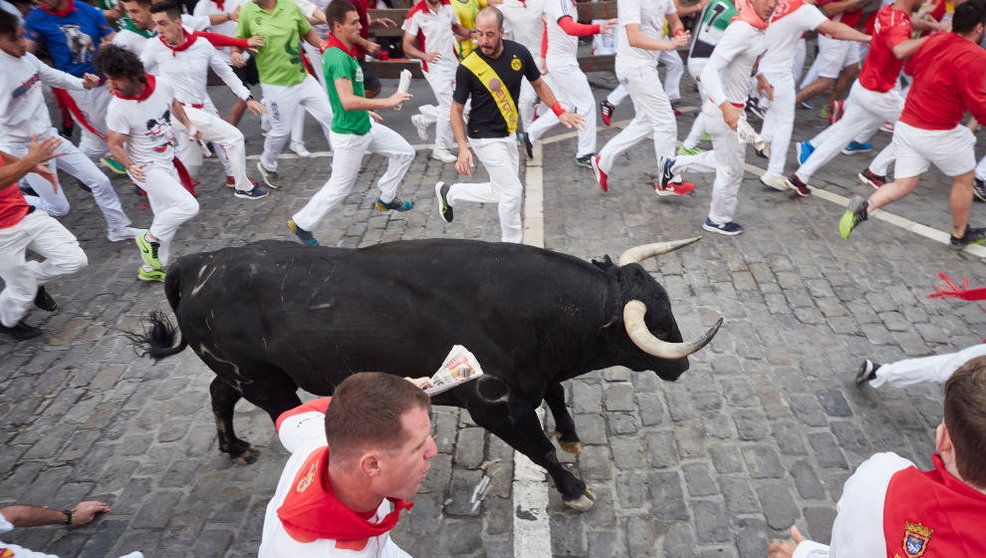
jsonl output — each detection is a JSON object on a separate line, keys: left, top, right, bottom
{"left": 231, "top": 446, "right": 260, "bottom": 465}
{"left": 563, "top": 488, "right": 596, "bottom": 511}
{"left": 553, "top": 432, "right": 582, "bottom": 454}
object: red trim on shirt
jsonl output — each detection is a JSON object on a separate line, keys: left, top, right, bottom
{"left": 556, "top": 16, "right": 600, "bottom": 37}
{"left": 321, "top": 34, "right": 357, "bottom": 57}
{"left": 275, "top": 397, "right": 332, "bottom": 432}
{"left": 198, "top": 30, "right": 251, "bottom": 49}
{"left": 159, "top": 29, "right": 198, "bottom": 55}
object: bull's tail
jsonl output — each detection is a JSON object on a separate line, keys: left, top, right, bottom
{"left": 127, "top": 309, "right": 188, "bottom": 361}
{"left": 128, "top": 259, "right": 188, "bottom": 361}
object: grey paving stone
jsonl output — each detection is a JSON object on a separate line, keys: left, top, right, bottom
{"left": 742, "top": 446, "right": 784, "bottom": 479}
{"left": 755, "top": 481, "right": 799, "bottom": 530}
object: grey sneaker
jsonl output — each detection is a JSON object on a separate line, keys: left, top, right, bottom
{"left": 855, "top": 359, "right": 881, "bottom": 385}
{"left": 974, "top": 178, "right": 986, "bottom": 202}
{"left": 256, "top": 162, "right": 282, "bottom": 189}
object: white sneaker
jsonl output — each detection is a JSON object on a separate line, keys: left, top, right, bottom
{"left": 107, "top": 226, "right": 147, "bottom": 242}
{"left": 759, "top": 172, "right": 787, "bottom": 191}
{"left": 431, "top": 148, "right": 457, "bottom": 163}
{"left": 411, "top": 114, "right": 429, "bottom": 141}
{"left": 289, "top": 141, "right": 311, "bottom": 158}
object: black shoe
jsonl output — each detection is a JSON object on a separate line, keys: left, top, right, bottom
{"left": 974, "top": 178, "right": 986, "bottom": 203}
{"left": 435, "top": 181, "right": 453, "bottom": 223}
{"left": 855, "top": 359, "right": 881, "bottom": 385}
{"left": 575, "top": 154, "right": 594, "bottom": 168}
{"left": 950, "top": 226, "right": 986, "bottom": 249}
{"left": 0, "top": 321, "right": 42, "bottom": 340}
{"left": 33, "top": 286, "right": 57, "bottom": 312}
{"left": 521, "top": 132, "right": 534, "bottom": 159}
{"left": 784, "top": 174, "right": 811, "bottom": 197}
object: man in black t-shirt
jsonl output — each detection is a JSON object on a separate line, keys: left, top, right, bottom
{"left": 433, "top": 6, "right": 582, "bottom": 243}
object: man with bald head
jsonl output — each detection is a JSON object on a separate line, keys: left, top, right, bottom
{"left": 435, "top": 6, "right": 582, "bottom": 243}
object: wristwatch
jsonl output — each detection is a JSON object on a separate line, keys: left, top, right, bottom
{"left": 63, "top": 509, "right": 73, "bottom": 526}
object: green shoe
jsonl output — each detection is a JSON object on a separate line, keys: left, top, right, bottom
{"left": 136, "top": 232, "right": 162, "bottom": 269}
{"left": 677, "top": 145, "right": 705, "bottom": 156}
{"left": 701, "top": 133, "right": 711, "bottom": 142}
{"left": 138, "top": 266, "right": 166, "bottom": 282}
{"left": 101, "top": 155, "right": 127, "bottom": 174}
{"left": 839, "top": 196, "right": 868, "bottom": 239}
{"left": 375, "top": 196, "right": 413, "bottom": 212}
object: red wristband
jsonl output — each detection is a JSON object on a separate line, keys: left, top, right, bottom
{"left": 551, "top": 101, "right": 565, "bottom": 117}
{"left": 673, "top": 28, "right": 685, "bottom": 37}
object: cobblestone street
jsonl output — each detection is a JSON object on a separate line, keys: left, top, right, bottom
{"left": 1, "top": 73, "right": 984, "bottom": 557}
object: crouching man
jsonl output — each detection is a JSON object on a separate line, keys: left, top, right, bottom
{"left": 259, "top": 372, "right": 437, "bottom": 557}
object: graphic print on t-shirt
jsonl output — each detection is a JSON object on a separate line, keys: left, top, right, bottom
{"left": 145, "top": 107, "right": 175, "bottom": 153}
{"left": 59, "top": 24, "right": 95, "bottom": 64}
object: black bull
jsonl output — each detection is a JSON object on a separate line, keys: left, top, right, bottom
{"left": 132, "top": 238, "right": 721, "bottom": 509}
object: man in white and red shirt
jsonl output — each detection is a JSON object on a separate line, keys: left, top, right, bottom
{"left": 756, "top": 0, "right": 869, "bottom": 190}
{"left": 402, "top": 0, "right": 471, "bottom": 163}
{"left": 0, "top": 136, "right": 87, "bottom": 341}
{"left": 259, "top": 372, "right": 436, "bottom": 557}
{"left": 522, "top": 0, "right": 616, "bottom": 168}
{"left": 143, "top": 2, "right": 269, "bottom": 199}
{"left": 768, "top": 357, "right": 986, "bottom": 558}
{"left": 668, "top": 0, "right": 776, "bottom": 236}
{"left": 591, "top": 0, "right": 692, "bottom": 194}
{"left": 785, "top": 0, "right": 926, "bottom": 196}
{"left": 0, "top": 11, "right": 141, "bottom": 242}
{"left": 839, "top": 0, "right": 986, "bottom": 248}
{"left": 99, "top": 44, "right": 200, "bottom": 282}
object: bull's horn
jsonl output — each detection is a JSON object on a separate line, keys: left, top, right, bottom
{"left": 623, "top": 299, "right": 723, "bottom": 359}
{"left": 618, "top": 237, "right": 701, "bottom": 266}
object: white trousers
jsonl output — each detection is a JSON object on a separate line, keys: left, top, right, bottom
{"left": 447, "top": 136, "right": 523, "bottom": 243}
{"left": 606, "top": 83, "right": 628, "bottom": 106}
{"left": 519, "top": 79, "right": 538, "bottom": 131}
{"left": 131, "top": 161, "right": 200, "bottom": 267}
{"left": 675, "top": 102, "right": 746, "bottom": 225}
{"left": 760, "top": 71, "right": 796, "bottom": 176}
{"left": 172, "top": 106, "right": 251, "bottom": 191}
{"left": 66, "top": 85, "right": 111, "bottom": 159}
{"left": 260, "top": 75, "right": 333, "bottom": 172}
{"left": 870, "top": 344, "right": 986, "bottom": 389}
{"left": 527, "top": 62, "right": 597, "bottom": 157}
{"left": 3, "top": 129, "right": 131, "bottom": 233}
{"left": 292, "top": 123, "right": 414, "bottom": 231}
{"left": 659, "top": 49, "right": 683, "bottom": 103}
{"left": 796, "top": 81, "right": 903, "bottom": 183}
{"left": 597, "top": 60, "right": 677, "bottom": 174}
{"left": 0, "top": 210, "right": 87, "bottom": 327}
{"left": 682, "top": 66, "right": 708, "bottom": 150}
{"left": 420, "top": 62, "right": 457, "bottom": 150}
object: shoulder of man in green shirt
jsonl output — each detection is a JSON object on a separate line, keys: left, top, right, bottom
{"left": 322, "top": 47, "right": 357, "bottom": 83}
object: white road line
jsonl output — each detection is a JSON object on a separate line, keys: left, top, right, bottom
{"left": 513, "top": 141, "right": 553, "bottom": 557}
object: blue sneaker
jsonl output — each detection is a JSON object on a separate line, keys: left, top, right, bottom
{"left": 796, "top": 140, "right": 815, "bottom": 164}
{"left": 702, "top": 217, "right": 743, "bottom": 236}
{"left": 375, "top": 196, "right": 414, "bottom": 212}
{"left": 659, "top": 156, "right": 677, "bottom": 189}
{"left": 288, "top": 219, "right": 319, "bottom": 246}
{"left": 841, "top": 141, "right": 873, "bottom": 155}
{"left": 800, "top": 100, "right": 816, "bottom": 110}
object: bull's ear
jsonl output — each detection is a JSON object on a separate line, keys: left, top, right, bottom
{"left": 591, "top": 255, "right": 615, "bottom": 270}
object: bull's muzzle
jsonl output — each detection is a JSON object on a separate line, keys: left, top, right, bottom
{"left": 623, "top": 300, "right": 723, "bottom": 359}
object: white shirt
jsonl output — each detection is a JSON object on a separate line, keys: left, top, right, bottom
{"left": 140, "top": 32, "right": 251, "bottom": 106}
{"left": 402, "top": 1, "right": 458, "bottom": 71}
{"left": 105, "top": 75, "right": 178, "bottom": 164}
{"left": 760, "top": 2, "right": 826, "bottom": 77}
{"left": 0, "top": 513, "right": 59, "bottom": 558}
{"left": 0, "top": 51, "right": 83, "bottom": 145}
{"left": 616, "top": 0, "right": 675, "bottom": 65}
{"left": 192, "top": 0, "right": 243, "bottom": 37}
{"left": 700, "top": 20, "right": 766, "bottom": 106}
{"left": 258, "top": 406, "right": 410, "bottom": 558}
{"left": 792, "top": 452, "right": 914, "bottom": 558}
{"left": 543, "top": 0, "right": 580, "bottom": 65}
{"left": 500, "top": 0, "right": 545, "bottom": 55}
{"left": 111, "top": 14, "right": 211, "bottom": 55}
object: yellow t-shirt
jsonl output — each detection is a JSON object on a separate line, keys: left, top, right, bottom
{"left": 451, "top": 0, "right": 487, "bottom": 59}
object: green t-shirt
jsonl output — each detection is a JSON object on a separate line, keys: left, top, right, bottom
{"left": 235, "top": 0, "right": 310, "bottom": 87}
{"left": 322, "top": 45, "right": 370, "bottom": 135}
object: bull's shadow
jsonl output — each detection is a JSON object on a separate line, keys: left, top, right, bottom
{"left": 130, "top": 237, "right": 721, "bottom": 509}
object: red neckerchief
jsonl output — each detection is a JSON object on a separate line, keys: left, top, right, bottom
{"left": 39, "top": 0, "right": 74, "bottom": 17}
{"left": 160, "top": 29, "right": 198, "bottom": 56}
{"left": 320, "top": 34, "right": 356, "bottom": 56}
{"left": 111, "top": 73, "right": 156, "bottom": 102}
{"left": 733, "top": 0, "right": 769, "bottom": 30}
{"left": 276, "top": 446, "right": 413, "bottom": 545}
{"left": 213, "top": 0, "right": 225, "bottom": 10}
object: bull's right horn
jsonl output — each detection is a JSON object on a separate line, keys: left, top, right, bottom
{"left": 623, "top": 299, "right": 723, "bottom": 359}
{"left": 618, "top": 237, "right": 701, "bottom": 266}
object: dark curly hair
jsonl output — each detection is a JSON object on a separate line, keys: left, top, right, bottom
{"left": 0, "top": 9, "right": 18, "bottom": 39}
{"left": 94, "top": 44, "right": 146, "bottom": 82}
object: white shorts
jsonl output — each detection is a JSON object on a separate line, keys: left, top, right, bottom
{"left": 816, "top": 34, "right": 860, "bottom": 79}
{"left": 893, "top": 120, "right": 977, "bottom": 179}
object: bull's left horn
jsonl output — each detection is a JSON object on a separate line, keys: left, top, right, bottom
{"left": 618, "top": 237, "right": 701, "bottom": 267}
{"left": 623, "top": 299, "right": 723, "bottom": 359}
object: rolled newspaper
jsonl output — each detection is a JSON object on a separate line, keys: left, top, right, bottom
{"left": 394, "top": 69, "right": 412, "bottom": 111}
{"left": 424, "top": 345, "right": 484, "bottom": 396}
{"left": 735, "top": 117, "right": 767, "bottom": 152}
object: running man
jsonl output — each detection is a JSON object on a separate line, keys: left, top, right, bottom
{"left": 99, "top": 45, "right": 200, "bottom": 282}
{"left": 839, "top": 0, "right": 986, "bottom": 248}
{"left": 436, "top": 6, "right": 582, "bottom": 243}
{"left": 288, "top": 0, "right": 415, "bottom": 247}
